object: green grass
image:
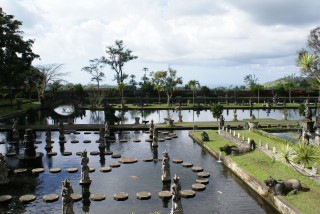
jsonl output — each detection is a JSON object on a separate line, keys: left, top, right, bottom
{"left": 194, "top": 130, "right": 320, "bottom": 214}
{"left": 0, "top": 102, "right": 41, "bottom": 116}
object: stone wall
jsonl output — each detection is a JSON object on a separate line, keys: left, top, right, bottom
{"left": 189, "top": 131, "right": 303, "bottom": 214}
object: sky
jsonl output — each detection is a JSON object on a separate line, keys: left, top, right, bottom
{"left": 1, "top": 0, "right": 320, "bottom": 87}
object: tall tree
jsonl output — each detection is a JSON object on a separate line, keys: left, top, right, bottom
{"left": 243, "top": 74, "right": 259, "bottom": 89}
{"left": 101, "top": 40, "right": 138, "bottom": 84}
{"left": 150, "top": 67, "right": 183, "bottom": 106}
{"left": 0, "top": 9, "right": 39, "bottom": 103}
{"left": 188, "top": 80, "right": 200, "bottom": 107}
{"left": 35, "top": 64, "right": 66, "bottom": 100}
{"left": 297, "top": 27, "right": 320, "bottom": 83}
{"left": 82, "top": 58, "right": 105, "bottom": 89}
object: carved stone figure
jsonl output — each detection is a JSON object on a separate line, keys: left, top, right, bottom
{"left": 201, "top": 131, "right": 209, "bottom": 141}
{"left": 0, "top": 153, "right": 9, "bottom": 184}
{"left": 61, "top": 178, "right": 74, "bottom": 214}
{"left": 219, "top": 140, "right": 256, "bottom": 155}
{"left": 45, "top": 127, "right": 51, "bottom": 143}
{"left": 264, "top": 176, "right": 301, "bottom": 195}
{"left": 219, "top": 114, "right": 225, "bottom": 129}
{"left": 305, "top": 105, "right": 311, "bottom": 120}
{"left": 104, "top": 121, "right": 110, "bottom": 138}
{"left": 12, "top": 120, "right": 19, "bottom": 139}
{"left": 80, "top": 150, "right": 91, "bottom": 184}
{"left": 232, "top": 109, "right": 237, "bottom": 121}
{"left": 152, "top": 128, "right": 158, "bottom": 147}
{"left": 161, "top": 151, "right": 171, "bottom": 182}
{"left": 171, "top": 175, "right": 183, "bottom": 214}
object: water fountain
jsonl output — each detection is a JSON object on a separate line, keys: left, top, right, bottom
{"left": 217, "top": 151, "right": 222, "bottom": 163}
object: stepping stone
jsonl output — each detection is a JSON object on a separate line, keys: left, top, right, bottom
{"left": 145, "top": 139, "right": 152, "bottom": 142}
{"left": 76, "top": 152, "right": 83, "bottom": 156}
{"left": 90, "top": 151, "right": 100, "bottom": 156}
{"left": 0, "top": 195, "right": 12, "bottom": 203}
{"left": 84, "top": 132, "right": 91, "bottom": 135}
{"left": 14, "top": 168, "right": 27, "bottom": 174}
{"left": 110, "top": 163, "right": 121, "bottom": 168}
{"left": 47, "top": 152, "right": 57, "bottom": 156}
{"left": 158, "top": 191, "right": 172, "bottom": 199}
{"left": 181, "top": 190, "right": 196, "bottom": 198}
{"left": 192, "top": 183, "right": 206, "bottom": 191}
{"left": 132, "top": 139, "right": 141, "bottom": 142}
{"left": 171, "top": 135, "right": 178, "bottom": 138}
{"left": 71, "top": 140, "right": 79, "bottom": 143}
{"left": 158, "top": 138, "right": 165, "bottom": 142}
{"left": 163, "top": 132, "right": 169, "bottom": 135}
{"left": 19, "top": 194, "right": 36, "bottom": 203}
{"left": 112, "top": 154, "right": 121, "bottom": 158}
{"left": 164, "top": 137, "right": 172, "bottom": 140}
{"left": 106, "top": 140, "right": 116, "bottom": 143}
{"left": 83, "top": 140, "right": 91, "bottom": 143}
{"left": 71, "top": 194, "right": 82, "bottom": 202}
{"left": 35, "top": 141, "right": 42, "bottom": 144}
{"left": 172, "top": 159, "right": 183, "bottom": 163}
{"left": 90, "top": 193, "right": 106, "bottom": 201}
{"left": 196, "top": 179, "right": 209, "bottom": 185}
{"left": 62, "top": 152, "right": 72, "bottom": 156}
{"left": 100, "top": 167, "right": 112, "bottom": 172}
{"left": 32, "top": 168, "right": 45, "bottom": 173}
{"left": 143, "top": 157, "right": 153, "bottom": 162}
{"left": 5, "top": 152, "right": 16, "bottom": 157}
{"left": 197, "top": 172, "right": 210, "bottom": 178}
{"left": 59, "top": 140, "right": 66, "bottom": 144}
{"left": 119, "top": 157, "right": 138, "bottom": 164}
{"left": 182, "top": 162, "right": 193, "bottom": 167}
{"left": 66, "top": 168, "right": 78, "bottom": 173}
{"left": 104, "top": 151, "right": 113, "bottom": 155}
{"left": 192, "top": 166, "right": 204, "bottom": 172}
{"left": 136, "top": 192, "right": 151, "bottom": 200}
{"left": 43, "top": 194, "right": 59, "bottom": 202}
{"left": 0, "top": 141, "right": 5, "bottom": 144}
{"left": 74, "top": 132, "right": 81, "bottom": 135}
{"left": 119, "top": 139, "right": 128, "bottom": 143}
{"left": 89, "top": 168, "right": 95, "bottom": 172}
{"left": 114, "top": 192, "right": 128, "bottom": 201}
{"left": 49, "top": 168, "right": 61, "bottom": 173}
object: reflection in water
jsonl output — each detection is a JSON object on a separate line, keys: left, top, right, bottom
{"left": 82, "top": 185, "right": 91, "bottom": 213}
{"left": 162, "top": 181, "right": 171, "bottom": 208}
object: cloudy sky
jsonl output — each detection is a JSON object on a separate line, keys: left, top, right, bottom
{"left": 2, "top": 0, "right": 320, "bottom": 87}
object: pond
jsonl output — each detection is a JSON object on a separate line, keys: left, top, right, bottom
{"left": 269, "top": 132, "right": 299, "bottom": 143}
{"left": 0, "top": 130, "right": 278, "bottom": 214}
{"left": 0, "top": 106, "right": 317, "bottom": 125}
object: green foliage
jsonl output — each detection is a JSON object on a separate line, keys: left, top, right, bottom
{"left": 15, "top": 99, "right": 22, "bottom": 110}
{"left": 104, "top": 105, "right": 120, "bottom": 125}
{"left": 299, "top": 104, "right": 305, "bottom": 116}
{"left": 293, "top": 142, "right": 318, "bottom": 166}
{"left": 211, "top": 104, "right": 223, "bottom": 120}
{"left": 73, "top": 84, "right": 84, "bottom": 97}
{"left": 278, "top": 143, "right": 295, "bottom": 164}
{"left": 81, "top": 58, "right": 105, "bottom": 88}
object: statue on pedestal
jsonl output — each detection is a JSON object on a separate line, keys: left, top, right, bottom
{"left": 171, "top": 175, "right": 183, "bottom": 214}
{"left": 161, "top": 151, "right": 171, "bottom": 182}
{"left": 219, "top": 114, "right": 225, "bottom": 129}
{"left": 0, "top": 153, "right": 9, "bottom": 184}
{"left": 152, "top": 128, "right": 158, "bottom": 147}
{"left": 80, "top": 150, "right": 91, "bottom": 185}
{"left": 12, "top": 120, "right": 19, "bottom": 139}
{"left": 61, "top": 178, "right": 74, "bottom": 214}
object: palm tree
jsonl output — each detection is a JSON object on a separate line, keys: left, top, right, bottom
{"left": 297, "top": 52, "right": 319, "bottom": 83}
{"left": 188, "top": 80, "right": 200, "bottom": 107}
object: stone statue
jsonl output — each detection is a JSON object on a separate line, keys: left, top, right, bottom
{"left": 305, "top": 105, "right": 311, "bottom": 120}
{"left": 171, "top": 175, "right": 183, "bottom": 214}
{"left": 80, "top": 150, "right": 91, "bottom": 184}
{"left": 0, "top": 153, "right": 9, "bottom": 184}
{"left": 161, "top": 151, "right": 171, "bottom": 182}
{"left": 264, "top": 176, "right": 301, "bottom": 195}
{"left": 104, "top": 121, "right": 110, "bottom": 138}
{"left": 152, "top": 128, "right": 158, "bottom": 147}
{"left": 201, "top": 131, "right": 209, "bottom": 141}
{"left": 24, "top": 129, "right": 36, "bottom": 157}
{"left": 219, "top": 114, "right": 225, "bottom": 129}
{"left": 149, "top": 119, "right": 154, "bottom": 133}
{"left": 98, "top": 128, "right": 104, "bottom": 142}
{"left": 12, "top": 120, "right": 19, "bottom": 139}
{"left": 61, "top": 178, "right": 74, "bottom": 214}
{"left": 232, "top": 109, "right": 237, "bottom": 121}
{"left": 45, "top": 127, "right": 51, "bottom": 143}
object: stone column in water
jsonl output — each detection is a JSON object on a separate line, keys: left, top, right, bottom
{"left": 80, "top": 150, "right": 91, "bottom": 185}
{"left": 61, "top": 178, "right": 74, "bottom": 214}
{"left": 0, "top": 153, "right": 9, "bottom": 184}
{"left": 171, "top": 175, "right": 183, "bottom": 214}
{"left": 161, "top": 151, "right": 171, "bottom": 182}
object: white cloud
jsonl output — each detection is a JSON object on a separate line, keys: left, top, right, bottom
{"left": 1, "top": 0, "right": 315, "bottom": 86}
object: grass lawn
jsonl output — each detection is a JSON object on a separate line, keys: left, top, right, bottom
{"left": 194, "top": 130, "right": 320, "bottom": 214}
{"left": 0, "top": 102, "right": 41, "bottom": 116}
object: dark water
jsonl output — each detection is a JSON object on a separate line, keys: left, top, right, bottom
{"left": 0, "top": 130, "right": 278, "bottom": 214}
{"left": 0, "top": 107, "right": 316, "bottom": 125}
{"left": 270, "top": 132, "right": 299, "bottom": 143}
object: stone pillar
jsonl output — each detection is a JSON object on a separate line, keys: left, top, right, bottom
{"left": 233, "top": 131, "right": 236, "bottom": 136}
{"left": 265, "top": 143, "right": 269, "bottom": 150}
{"left": 272, "top": 146, "right": 276, "bottom": 153}
{"left": 237, "top": 133, "right": 240, "bottom": 139}
{"left": 79, "top": 150, "right": 91, "bottom": 185}
{"left": 259, "top": 140, "right": 262, "bottom": 147}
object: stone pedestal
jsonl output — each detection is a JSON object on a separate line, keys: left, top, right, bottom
{"left": 134, "top": 117, "right": 140, "bottom": 125}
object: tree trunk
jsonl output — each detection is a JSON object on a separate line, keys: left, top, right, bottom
{"left": 158, "top": 91, "right": 161, "bottom": 104}
{"left": 166, "top": 93, "right": 172, "bottom": 106}
{"left": 193, "top": 90, "right": 195, "bottom": 106}
{"left": 9, "top": 85, "right": 13, "bottom": 104}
